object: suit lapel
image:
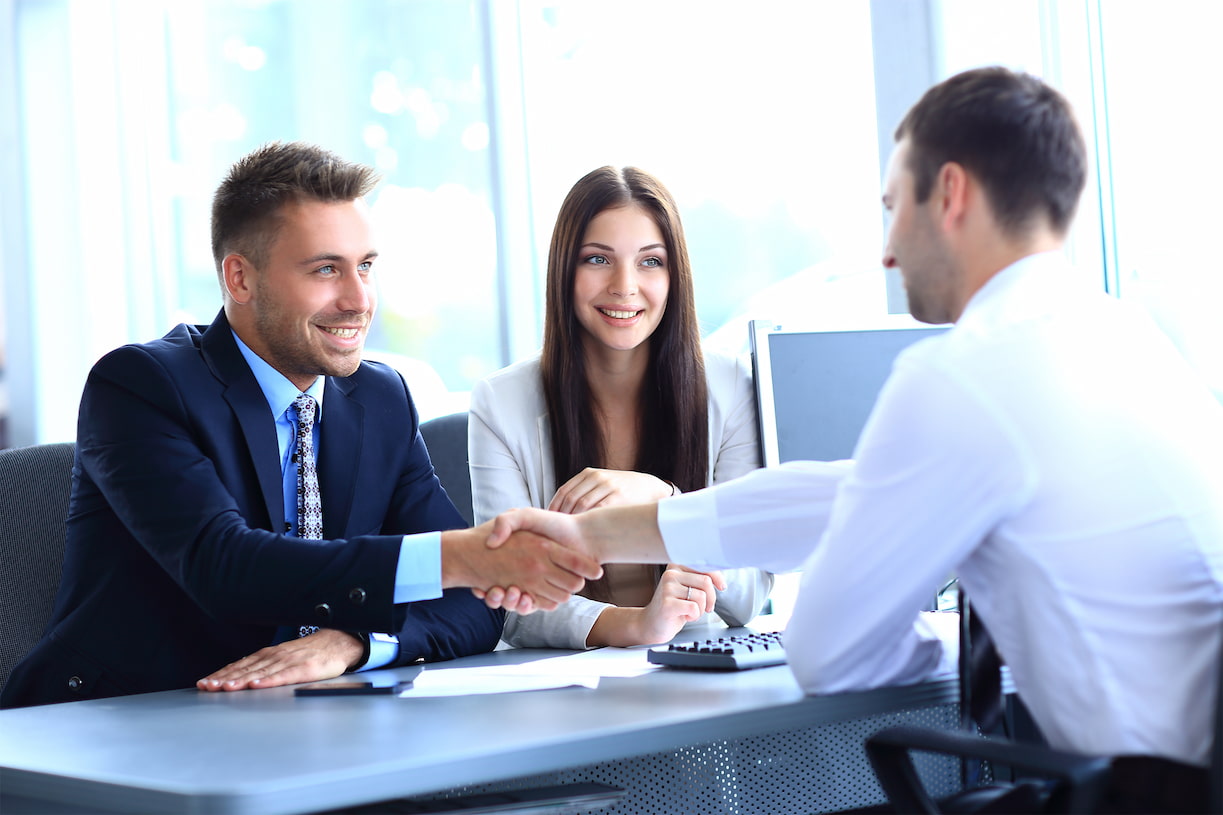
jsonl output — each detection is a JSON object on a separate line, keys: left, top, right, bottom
{"left": 200, "top": 311, "right": 284, "bottom": 530}
{"left": 318, "top": 375, "right": 361, "bottom": 539}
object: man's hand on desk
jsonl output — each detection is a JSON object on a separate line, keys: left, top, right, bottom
{"left": 197, "top": 628, "right": 363, "bottom": 692}
{"left": 442, "top": 522, "right": 603, "bottom": 615}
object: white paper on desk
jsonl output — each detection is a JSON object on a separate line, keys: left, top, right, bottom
{"left": 402, "top": 668, "right": 597, "bottom": 697}
{"left": 400, "top": 646, "right": 659, "bottom": 697}
{"left": 531, "top": 645, "right": 661, "bottom": 678}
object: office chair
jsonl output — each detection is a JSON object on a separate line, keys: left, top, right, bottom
{"left": 0, "top": 442, "right": 75, "bottom": 695}
{"left": 864, "top": 607, "right": 1221, "bottom": 814}
{"left": 419, "top": 412, "right": 474, "bottom": 526}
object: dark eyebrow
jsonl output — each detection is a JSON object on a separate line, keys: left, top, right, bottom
{"left": 299, "top": 251, "right": 379, "bottom": 265}
{"left": 580, "top": 242, "right": 666, "bottom": 254}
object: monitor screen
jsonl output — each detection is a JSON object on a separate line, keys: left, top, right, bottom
{"left": 750, "top": 320, "right": 949, "bottom": 466}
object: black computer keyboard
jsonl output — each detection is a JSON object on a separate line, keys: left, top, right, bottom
{"left": 647, "top": 631, "right": 787, "bottom": 671}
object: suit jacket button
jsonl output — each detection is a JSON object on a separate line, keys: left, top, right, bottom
{"left": 348, "top": 587, "right": 367, "bottom": 605}
{"left": 67, "top": 676, "right": 83, "bottom": 691}
{"left": 314, "top": 603, "right": 332, "bottom": 620}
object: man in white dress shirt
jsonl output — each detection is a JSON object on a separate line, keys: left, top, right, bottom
{"left": 484, "top": 67, "right": 1223, "bottom": 810}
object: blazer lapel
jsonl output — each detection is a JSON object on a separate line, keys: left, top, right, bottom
{"left": 200, "top": 311, "right": 284, "bottom": 530}
{"left": 318, "top": 375, "right": 361, "bottom": 539}
{"left": 536, "top": 411, "right": 556, "bottom": 502}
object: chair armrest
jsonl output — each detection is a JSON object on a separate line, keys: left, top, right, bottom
{"left": 865, "top": 726, "right": 1112, "bottom": 814}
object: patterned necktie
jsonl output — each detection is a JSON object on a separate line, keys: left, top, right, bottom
{"left": 293, "top": 394, "right": 322, "bottom": 637}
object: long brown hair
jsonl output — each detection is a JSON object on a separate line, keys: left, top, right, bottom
{"left": 541, "top": 166, "right": 709, "bottom": 497}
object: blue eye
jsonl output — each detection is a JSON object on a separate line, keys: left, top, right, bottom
{"left": 584, "top": 254, "right": 609, "bottom": 265}
{"left": 358, "top": 261, "right": 373, "bottom": 273}
{"left": 642, "top": 257, "right": 663, "bottom": 268}
{"left": 317, "top": 265, "right": 337, "bottom": 276}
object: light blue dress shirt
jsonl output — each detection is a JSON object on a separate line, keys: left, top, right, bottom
{"left": 232, "top": 332, "right": 442, "bottom": 670}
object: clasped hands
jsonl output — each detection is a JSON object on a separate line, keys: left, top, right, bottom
{"left": 198, "top": 470, "right": 704, "bottom": 692}
{"left": 197, "top": 515, "right": 606, "bottom": 694}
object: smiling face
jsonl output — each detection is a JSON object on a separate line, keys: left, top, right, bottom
{"left": 572, "top": 204, "right": 670, "bottom": 359}
{"left": 881, "top": 139, "right": 960, "bottom": 325}
{"left": 226, "top": 197, "right": 378, "bottom": 390}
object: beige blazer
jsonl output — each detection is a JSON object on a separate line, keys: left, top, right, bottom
{"left": 469, "top": 349, "right": 774, "bottom": 648}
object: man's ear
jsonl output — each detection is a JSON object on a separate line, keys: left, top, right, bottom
{"left": 223, "top": 254, "right": 254, "bottom": 305}
{"left": 935, "top": 161, "right": 970, "bottom": 231}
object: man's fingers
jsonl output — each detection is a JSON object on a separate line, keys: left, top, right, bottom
{"left": 513, "top": 593, "right": 537, "bottom": 615}
{"left": 501, "top": 586, "right": 524, "bottom": 610}
{"left": 197, "top": 631, "right": 357, "bottom": 692}
{"left": 199, "top": 650, "right": 275, "bottom": 689}
{"left": 546, "top": 539, "right": 603, "bottom": 581}
{"left": 486, "top": 512, "right": 517, "bottom": 549}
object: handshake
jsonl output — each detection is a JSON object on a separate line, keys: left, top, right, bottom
{"left": 442, "top": 503, "right": 672, "bottom": 614}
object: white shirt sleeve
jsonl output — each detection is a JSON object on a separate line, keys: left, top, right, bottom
{"left": 660, "top": 350, "right": 1033, "bottom": 695}
{"left": 783, "top": 353, "right": 1033, "bottom": 694}
{"left": 658, "top": 460, "right": 853, "bottom": 573}
{"left": 704, "top": 351, "right": 775, "bottom": 626}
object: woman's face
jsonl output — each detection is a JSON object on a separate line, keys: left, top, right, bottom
{"left": 571, "top": 204, "right": 670, "bottom": 356}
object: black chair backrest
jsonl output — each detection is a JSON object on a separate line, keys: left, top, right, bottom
{"left": 0, "top": 442, "right": 74, "bottom": 694}
{"left": 1213, "top": 621, "right": 1223, "bottom": 813}
{"left": 419, "top": 412, "right": 473, "bottom": 527}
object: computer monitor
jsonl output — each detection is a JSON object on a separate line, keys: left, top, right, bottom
{"left": 750, "top": 319, "right": 949, "bottom": 467}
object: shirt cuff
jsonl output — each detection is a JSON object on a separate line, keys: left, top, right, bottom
{"left": 394, "top": 532, "right": 443, "bottom": 603}
{"left": 657, "top": 488, "right": 724, "bottom": 568}
{"left": 356, "top": 632, "right": 400, "bottom": 671}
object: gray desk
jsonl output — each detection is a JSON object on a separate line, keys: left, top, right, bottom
{"left": 0, "top": 624, "right": 964, "bottom": 814}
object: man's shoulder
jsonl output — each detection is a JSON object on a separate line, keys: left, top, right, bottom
{"left": 94, "top": 322, "right": 212, "bottom": 372}
{"left": 351, "top": 357, "right": 407, "bottom": 388}
{"left": 341, "top": 359, "right": 416, "bottom": 408}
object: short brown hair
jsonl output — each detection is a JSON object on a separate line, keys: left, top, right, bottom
{"left": 896, "top": 67, "right": 1087, "bottom": 236}
{"left": 210, "top": 141, "right": 380, "bottom": 274}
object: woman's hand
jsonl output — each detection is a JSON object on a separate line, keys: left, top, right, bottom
{"left": 549, "top": 468, "right": 673, "bottom": 515}
{"left": 586, "top": 564, "right": 728, "bottom": 647}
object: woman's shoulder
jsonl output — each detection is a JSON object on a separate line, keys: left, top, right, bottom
{"left": 702, "top": 348, "right": 753, "bottom": 392}
{"left": 472, "top": 355, "right": 545, "bottom": 413}
{"left": 477, "top": 355, "right": 542, "bottom": 392}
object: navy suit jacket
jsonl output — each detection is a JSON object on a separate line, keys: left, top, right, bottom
{"left": 1, "top": 311, "right": 502, "bottom": 708}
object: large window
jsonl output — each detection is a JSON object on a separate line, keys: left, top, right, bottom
{"left": 3, "top": 0, "right": 1220, "bottom": 447}
{"left": 1092, "top": 0, "right": 1223, "bottom": 399}
{"left": 166, "top": 0, "right": 501, "bottom": 394}
{"left": 514, "top": 1, "right": 883, "bottom": 352}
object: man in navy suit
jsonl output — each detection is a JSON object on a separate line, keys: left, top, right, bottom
{"left": 1, "top": 142, "right": 599, "bottom": 708}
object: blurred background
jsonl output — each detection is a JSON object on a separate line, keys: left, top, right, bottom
{"left": 2, "top": 0, "right": 1219, "bottom": 448}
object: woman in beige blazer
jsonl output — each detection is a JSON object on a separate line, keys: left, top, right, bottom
{"left": 469, "top": 166, "right": 773, "bottom": 649}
